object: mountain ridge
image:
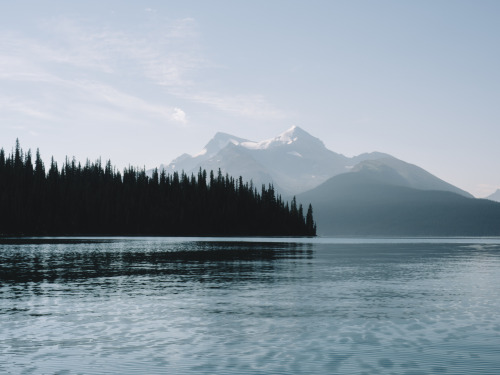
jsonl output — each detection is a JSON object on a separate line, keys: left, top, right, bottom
{"left": 486, "top": 189, "right": 500, "bottom": 202}
{"left": 297, "top": 168, "right": 500, "bottom": 235}
{"left": 153, "top": 126, "right": 470, "bottom": 198}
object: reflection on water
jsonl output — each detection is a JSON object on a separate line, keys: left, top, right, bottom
{"left": 0, "top": 239, "right": 312, "bottom": 283}
{"left": 1, "top": 237, "right": 500, "bottom": 374}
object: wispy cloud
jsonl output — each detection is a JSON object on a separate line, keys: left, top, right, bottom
{"left": 172, "top": 108, "right": 187, "bottom": 123}
{"left": 0, "top": 54, "right": 57, "bottom": 83}
{"left": 0, "top": 21, "right": 191, "bottom": 127}
{"left": 176, "top": 91, "right": 288, "bottom": 120}
{"left": 0, "top": 95, "right": 54, "bottom": 120}
{"left": 0, "top": 14, "right": 286, "bottom": 128}
{"left": 37, "top": 16, "right": 202, "bottom": 87}
{"left": 71, "top": 80, "right": 188, "bottom": 124}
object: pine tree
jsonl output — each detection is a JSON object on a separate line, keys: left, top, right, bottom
{"left": 0, "top": 141, "right": 316, "bottom": 237}
{"left": 306, "top": 204, "right": 316, "bottom": 235}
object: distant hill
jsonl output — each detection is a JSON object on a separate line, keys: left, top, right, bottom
{"left": 153, "top": 126, "right": 470, "bottom": 198}
{"left": 297, "top": 166, "right": 500, "bottom": 236}
{"left": 351, "top": 158, "right": 473, "bottom": 198}
{"left": 486, "top": 189, "right": 500, "bottom": 202}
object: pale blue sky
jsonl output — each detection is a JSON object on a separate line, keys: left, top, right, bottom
{"left": 1, "top": 1, "right": 499, "bottom": 197}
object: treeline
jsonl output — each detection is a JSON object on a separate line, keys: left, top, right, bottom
{"left": 0, "top": 140, "right": 316, "bottom": 236}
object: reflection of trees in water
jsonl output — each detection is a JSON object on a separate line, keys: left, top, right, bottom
{"left": 0, "top": 239, "right": 314, "bottom": 284}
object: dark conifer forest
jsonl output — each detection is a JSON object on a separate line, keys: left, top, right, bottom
{"left": 0, "top": 141, "right": 316, "bottom": 236}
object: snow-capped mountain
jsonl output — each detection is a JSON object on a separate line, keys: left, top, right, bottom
{"left": 157, "top": 126, "right": 366, "bottom": 195}
{"left": 155, "top": 126, "right": 470, "bottom": 197}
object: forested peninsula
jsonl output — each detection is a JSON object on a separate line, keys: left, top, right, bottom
{"left": 0, "top": 141, "right": 316, "bottom": 237}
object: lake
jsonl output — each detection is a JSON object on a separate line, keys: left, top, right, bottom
{"left": 1, "top": 237, "right": 500, "bottom": 374}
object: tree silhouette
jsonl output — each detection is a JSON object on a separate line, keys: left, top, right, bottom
{"left": 0, "top": 140, "right": 316, "bottom": 237}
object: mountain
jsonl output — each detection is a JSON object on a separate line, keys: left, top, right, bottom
{"left": 159, "top": 132, "right": 279, "bottom": 192}
{"left": 158, "top": 126, "right": 355, "bottom": 195}
{"left": 297, "top": 167, "right": 500, "bottom": 236}
{"left": 160, "top": 132, "right": 251, "bottom": 173}
{"left": 151, "top": 126, "right": 489, "bottom": 235}
{"left": 155, "top": 126, "right": 470, "bottom": 198}
{"left": 350, "top": 158, "right": 473, "bottom": 198}
{"left": 486, "top": 189, "right": 500, "bottom": 202}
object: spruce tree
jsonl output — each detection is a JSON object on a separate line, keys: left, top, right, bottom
{"left": 306, "top": 204, "right": 316, "bottom": 235}
{"left": 0, "top": 141, "right": 316, "bottom": 237}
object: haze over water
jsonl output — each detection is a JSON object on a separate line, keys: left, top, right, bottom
{"left": 1, "top": 237, "right": 500, "bottom": 374}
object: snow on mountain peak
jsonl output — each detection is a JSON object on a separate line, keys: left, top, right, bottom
{"left": 193, "top": 148, "right": 208, "bottom": 157}
{"left": 197, "top": 132, "right": 250, "bottom": 158}
{"left": 153, "top": 125, "right": 472, "bottom": 199}
{"left": 276, "top": 125, "right": 300, "bottom": 144}
{"left": 240, "top": 125, "right": 309, "bottom": 150}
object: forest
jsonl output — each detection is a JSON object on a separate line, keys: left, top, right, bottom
{"left": 0, "top": 140, "right": 316, "bottom": 236}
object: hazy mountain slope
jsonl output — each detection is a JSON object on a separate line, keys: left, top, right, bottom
{"left": 486, "top": 189, "right": 500, "bottom": 202}
{"left": 188, "top": 144, "right": 282, "bottom": 193}
{"left": 159, "top": 132, "right": 251, "bottom": 174}
{"left": 297, "top": 170, "right": 500, "bottom": 236}
{"left": 244, "top": 126, "right": 353, "bottom": 194}
{"left": 352, "top": 158, "right": 473, "bottom": 198}
{"left": 152, "top": 126, "right": 472, "bottom": 197}
{"left": 155, "top": 126, "right": 358, "bottom": 195}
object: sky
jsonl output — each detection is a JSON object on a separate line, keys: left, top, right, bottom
{"left": 1, "top": 0, "right": 499, "bottom": 197}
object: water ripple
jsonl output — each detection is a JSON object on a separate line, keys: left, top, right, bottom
{"left": 1, "top": 238, "right": 500, "bottom": 374}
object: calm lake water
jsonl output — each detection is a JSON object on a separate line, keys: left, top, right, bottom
{"left": 1, "top": 237, "right": 500, "bottom": 374}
